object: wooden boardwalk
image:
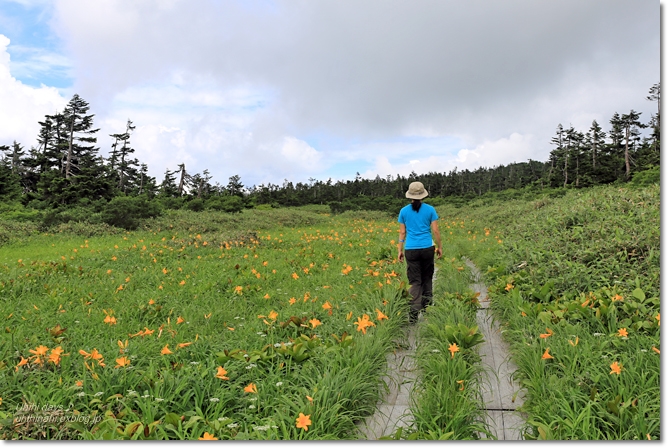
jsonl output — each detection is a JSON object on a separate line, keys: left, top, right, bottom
{"left": 358, "top": 261, "right": 527, "bottom": 440}
{"left": 466, "top": 258, "right": 527, "bottom": 440}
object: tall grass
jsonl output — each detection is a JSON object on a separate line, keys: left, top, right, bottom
{"left": 435, "top": 183, "right": 660, "bottom": 440}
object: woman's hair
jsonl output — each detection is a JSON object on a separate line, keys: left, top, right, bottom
{"left": 411, "top": 199, "right": 422, "bottom": 212}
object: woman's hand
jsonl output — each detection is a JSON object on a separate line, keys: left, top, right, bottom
{"left": 398, "top": 250, "right": 404, "bottom": 262}
{"left": 435, "top": 247, "right": 442, "bottom": 258}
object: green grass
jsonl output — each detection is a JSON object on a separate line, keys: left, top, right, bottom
{"left": 0, "top": 210, "right": 411, "bottom": 439}
{"left": 433, "top": 183, "right": 660, "bottom": 440}
{"left": 0, "top": 183, "right": 659, "bottom": 440}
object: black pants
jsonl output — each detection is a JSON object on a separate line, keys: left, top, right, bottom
{"left": 405, "top": 246, "right": 435, "bottom": 316}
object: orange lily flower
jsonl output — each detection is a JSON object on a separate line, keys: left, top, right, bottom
{"left": 610, "top": 361, "right": 622, "bottom": 375}
{"left": 15, "top": 356, "right": 29, "bottom": 372}
{"left": 375, "top": 308, "right": 388, "bottom": 321}
{"left": 244, "top": 383, "right": 257, "bottom": 393}
{"left": 30, "top": 345, "right": 49, "bottom": 357}
{"left": 617, "top": 328, "right": 628, "bottom": 337}
{"left": 539, "top": 328, "right": 553, "bottom": 339}
{"left": 295, "top": 413, "right": 311, "bottom": 431}
{"left": 448, "top": 342, "right": 460, "bottom": 358}
{"left": 115, "top": 357, "right": 130, "bottom": 368}
{"left": 541, "top": 348, "right": 554, "bottom": 360}
{"left": 199, "top": 432, "right": 218, "bottom": 440}
{"left": 161, "top": 345, "right": 173, "bottom": 355}
{"left": 354, "top": 314, "right": 375, "bottom": 334}
{"left": 309, "top": 318, "right": 322, "bottom": 329}
{"left": 215, "top": 366, "right": 229, "bottom": 380}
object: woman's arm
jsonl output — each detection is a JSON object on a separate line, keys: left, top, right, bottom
{"left": 431, "top": 220, "right": 442, "bottom": 258}
{"left": 398, "top": 223, "right": 406, "bottom": 262}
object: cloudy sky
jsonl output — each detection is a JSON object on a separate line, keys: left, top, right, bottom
{"left": 0, "top": 0, "right": 660, "bottom": 188}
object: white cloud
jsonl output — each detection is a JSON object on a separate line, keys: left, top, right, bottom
{"left": 37, "top": 1, "right": 657, "bottom": 185}
{"left": 280, "top": 137, "right": 322, "bottom": 171}
{"left": 0, "top": 34, "right": 67, "bottom": 149}
{"left": 360, "top": 133, "right": 537, "bottom": 179}
{"left": 469, "top": 133, "right": 538, "bottom": 167}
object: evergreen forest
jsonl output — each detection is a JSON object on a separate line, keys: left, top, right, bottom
{"left": 0, "top": 83, "right": 660, "bottom": 231}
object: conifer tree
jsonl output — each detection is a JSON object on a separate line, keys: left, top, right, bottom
{"left": 109, "top": 119, "right": 140, "bottom": 192}
{"left": 62, "top": 94, "right": 99, "bottom": 179}
{"left": 620, "top": 110, "right": 646, "bottom": 179}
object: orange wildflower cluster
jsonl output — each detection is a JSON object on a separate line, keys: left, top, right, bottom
{"left": 79, "top": 348, "right": 106, "bottom": 368}
{"left": 102, "top": 309, "right": 117, "bottom": 325}
{"left": 129, "top": 327, "right": 155, "bottom": 338}
{"left": 17, "top": 345, "right": 65, "bottom": 371}
{"left": 341, "top": 264, "right": 353, "bottom": 275}
{"left": 539, "top": 328, "right": 553, "bottom": 339}
{"left": 354, "top": 314, "right": 376, "bottom": 334}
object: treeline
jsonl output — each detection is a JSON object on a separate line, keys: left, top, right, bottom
{"left": 0, "top": 84, "right": 660, "bottom": 229}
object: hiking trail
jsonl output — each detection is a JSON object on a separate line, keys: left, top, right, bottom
{"left": 358, "top": 261, "right": 527, "bottom": 439}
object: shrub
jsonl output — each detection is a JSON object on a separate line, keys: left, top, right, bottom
{"left": 631, "top": 165, "right": 660, "bottom": 186}
{"left": 185, "top": 198, "right": 205, "bottom": 212}
{"left": 205, "top": 196, "right": 244, "bottom": 213}
{"left": 158, "top": 196, "right": 186, "bottom": 210}
{"left": 100, "top": 196, "right": 163, "bottom": 230}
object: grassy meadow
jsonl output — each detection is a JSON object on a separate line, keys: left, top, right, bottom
{"left": 0, "top": 183, "right": 660, "bottom": 440}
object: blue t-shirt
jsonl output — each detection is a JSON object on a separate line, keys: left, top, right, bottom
{"left": 398, "top": 203, "right": 439, "bottom": 250}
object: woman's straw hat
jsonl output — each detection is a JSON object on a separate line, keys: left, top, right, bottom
{"left": 405, "top": 181, "right": 429, "bottom": 200}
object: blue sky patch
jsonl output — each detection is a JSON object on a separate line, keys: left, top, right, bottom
{"left": 1, "top": 1, "right": 72, "bottom": 89}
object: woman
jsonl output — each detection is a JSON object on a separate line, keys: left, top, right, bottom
{"left": 397, "top": 181, "right": 442, "bottom": 323}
